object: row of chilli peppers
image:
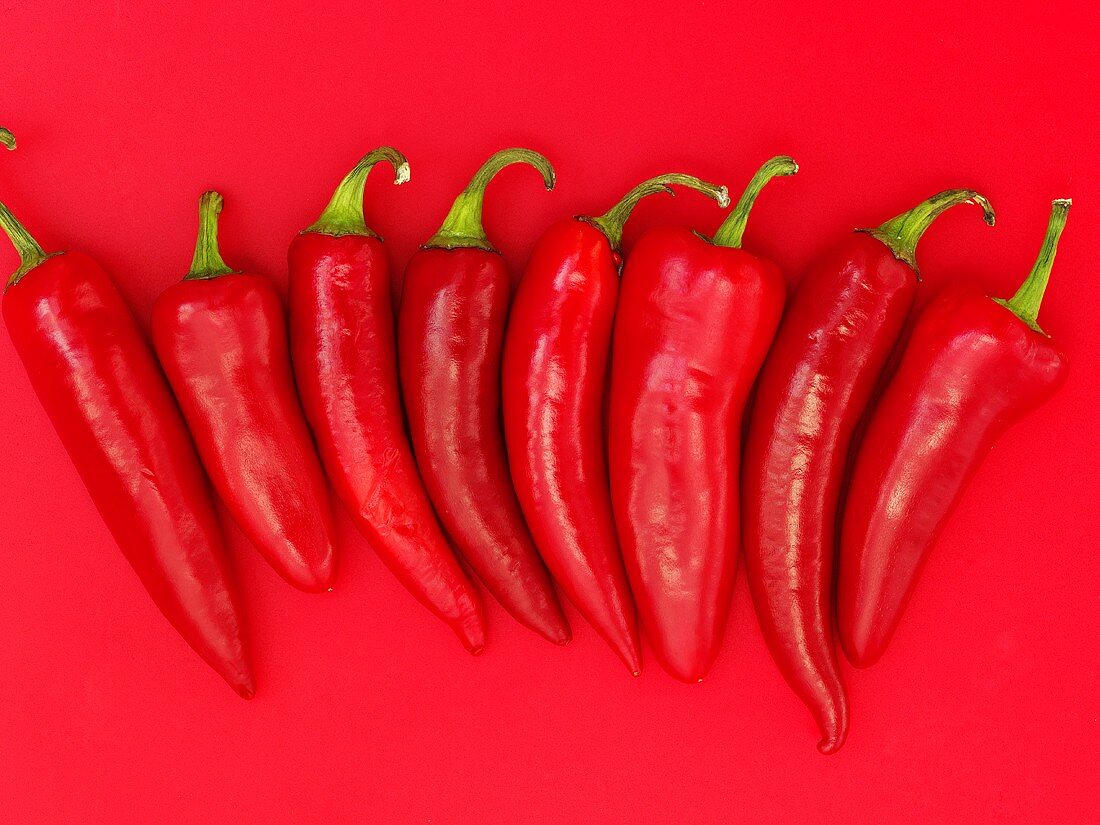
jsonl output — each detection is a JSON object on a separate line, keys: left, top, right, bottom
{"left": 0, "top": 129, "right": 1069, "bottom": 752}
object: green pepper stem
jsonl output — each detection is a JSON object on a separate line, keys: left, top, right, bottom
{"left": 304, "top": 146, "right": 410, "bottom": 238}
{"left": 711, "top": 156, "right": 798, "bottom": 249}
{"left": 861, "top": 189, "right": 996, "bottom": 273}
{"left": 185, "top": 191, "right": 237, "bottom": 280}
{"left": 583, "top": 173, "right": 731, "bottom": 252}
{"left": 1, "top": 129, "right": 54, "bottom": 288}
{"left": 994, "top": 199, "right": 1071, "bottom": 334}
{"left": 0, "top": 200, "right": 51, "bottom": 287}
{"left": 424, "top": 148, "right": 555, "bottom": 252}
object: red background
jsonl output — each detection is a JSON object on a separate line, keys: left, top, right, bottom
{"left": 1, "top": 2, "right": 1097, "bottom": 822}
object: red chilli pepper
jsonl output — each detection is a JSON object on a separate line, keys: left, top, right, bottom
{"left": 502, "top": 172, "right": 730, "bottom": 674}
{"left": 152, "top": 192, "right": 338, "bottom": 592}
{"left": 838, "top": 200, "right": 1070, "bottom": 668}
{"left": 742, "top": 188, "right": 995, "bottom": 753}
{"left": 0, "top": 130, "right": 253, "bottom": 696}
{"left": 289, "top": 148, "right": 485, "bottom": 652}
{"left": 398, "top": 149, "right": 569, "bottom": 644}
{"left": 608, "top": 157, "right": 793, "bottom": 682}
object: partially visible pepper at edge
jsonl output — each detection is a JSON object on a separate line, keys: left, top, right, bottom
{"left": 0, "top": 129, "right": 253, "bottom": 696}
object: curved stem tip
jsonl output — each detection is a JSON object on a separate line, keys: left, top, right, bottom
{"left": 425, "top": 148, "right": 554, "bottom": 252}
{"left": 861, "top": 188, "right": 995, "bottom": 274}
{"left": 304, "top": 146, "right": 410, "bottom": 238}
{"left": 583, "top": 173, "right": 730, "bottom": 252}
{"left": 711, "top": 155, "right": 798, "bottom": 249}
{"left": 0, "top": 129, "right": 52, "bottom": 288}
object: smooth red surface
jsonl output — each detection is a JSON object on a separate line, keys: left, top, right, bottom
{"left": 838, "top": 285, "right": 1068, "bottom": 668}
{"left": 153, "top": 273, "right": 338, "bottom": 592}
{"left": 288, "top": 231, "right": 484, "bottom": 651}
{"left": 502, "top": 218, "right": 641, "bottom": 673}
{"left": 3, "top": 252, "right": 252, "bottom": 698}
{"left": 399, "top": 246, "right": 569, "bottom": 644}
{"left": 1, "top": 2, "right": 1097, "bottom": 820}
{"left": 608, "top": 226, "right": 784, "bottom": 683}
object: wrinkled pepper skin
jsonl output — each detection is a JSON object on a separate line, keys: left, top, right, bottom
{"left": 609, "top": 227, "right": 785, "bottom": 682}
{"left": 502, "top": 218, "right": 641, "bottom": 671}
{"left": 3, "top": 251, "right": 254, "bottom": 697}
{"left": 742, "top": 190, "right": 995, "bottom": 753}
{"left": 839, "top": 202, "right": 1070, "bottom": 669}
{"left": 501, "top": 171, "right": 729, "bottom": 673}
{"left": 153, "top": 242, "right": 338, "bottom": 593}
{"left": 607, "top": 159, "right": 792, "bottom": 682}
{"left": 398, "top": 150, "right": 569, "bottom": 645}
{"left": 288, "top": 150, "right": 484, "bottom": 651}
{"left": 399, "top": 247, "right": 570, "bottom": 644}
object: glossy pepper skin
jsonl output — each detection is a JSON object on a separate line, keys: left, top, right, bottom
{"left": 502, "top": 172, "right": 730, "bottom": 674}
{"left": 838, "top": 200, "right": 1071, "bottom": 668}
{"left": 742, "top": 189, "right": 995, "bottom": 753}
{"left": 153, "top": 192, "right": 337, "bottom": 592}
{"left": 608, "top": 158, "right": 793, "bottom": 682}
{"left": 398, "top": 149, "right": 569, "bottom": 644}
{"left": 288, "top": 149, "right": 485, "bottom": 652}
{"left": 0, "top": 131, "right": 253, "bottom": 696}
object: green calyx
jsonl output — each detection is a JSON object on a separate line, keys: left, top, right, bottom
{"left": 185, "top": 191, "right": 238, "bottom": 280}
{"left": 424, "top": 148, "right": 555, "bottom": 252}
{"left": 0, "top": 128, "right": 56, "bottom": 288}
{"left": 304, "top": 146, "right": 410, "bottom": 238}
{"left": 711, "top": 155, "right": 798, "bottom": 248}
{"left": 860, "top": 188, "right": 995, "bottom": 273}
{"left": 993, "top": 199, "right": 1071, "bottom": 335}
{"left": 0, "top": 201, "right": 52, "bottom": 287}
{"left": 582, "top": 173, "right": 731, "bottom": 252}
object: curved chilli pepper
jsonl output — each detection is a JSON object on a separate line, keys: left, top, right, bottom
{"left": 502, "top": 172, "right": 730, "bottom": 674}
{"left": 398, "top": 149, "right": 570, "bottom": 644}
{"left": 608, "top": 157, "right": 793, "bottom": 683}
{"left": 288, "top": 149, "right": 485, "bottom": 652}
{"left": 152, "top": 192, "right": 337, "bottom": 592}
{"left": 742, "top": 188, "right": 995, "bottom": 753}
{"left": 838, "top": 200, "right": 1070, "bottom": 668}
{"left": 0, "top": 134, "right": 253, "bottom": 696}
